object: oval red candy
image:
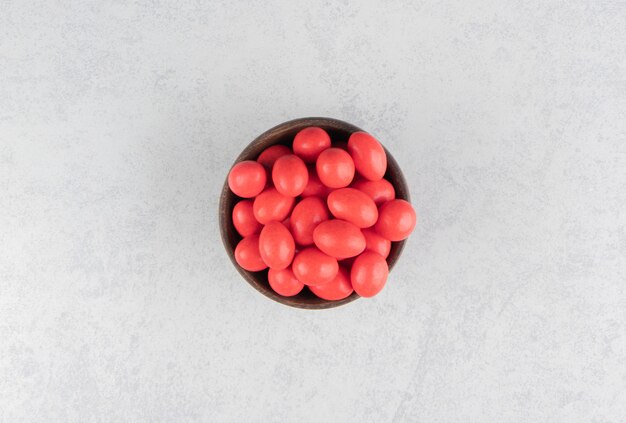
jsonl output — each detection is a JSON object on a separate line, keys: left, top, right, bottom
{"left": 272, "top": 154, "right": 308, "bottom": 197}
{"left": 316, "top": 148, "right": 355, "bottom": 188}
{"left": 351, "top": 251, "right": 388, "bottom": 297}
{"left": 268, "top": 267, "right": 304, "bottom": 297}
{"left": 347, "top": 132, "right": 387, "bottom": 181}
{"left": 352, "top": 178, "right": 395, "bottom": 205}
{"left": 253, "top": 188, "right": 295, "bottom": 224}
{"left": 327, "top": 188, "right": 378, "bottom": 228}
{"left": 361, "top": 228, "right": 391, "bottom": 258}
{"left": 375, "top": 199, "right": 416, "bottom": 241}
{"left": 234, "top": 234, "right": 267, "bottom": 272}
{"left": 232, "top": 200, "right": 262, "bottom": 237}
{"left": 257, "top": 145, "right": 291, "bottom": 168}
{"left": 309, "top": 267, "right": 353, "bottom": 301}
{"left": 313, "top": 219, "right": 365, "bottom": 259}
{"left": 292, "top": 247, "right": 338, "bottom": 286}
{"left": 293, "top": 127, "right": 331, "bottom": 163}
{"left": 259, "top": 221, "right": 295, "bottom": 270}
{"left": 290, "top": 197, "right": 329, "bottom": 246}
{"left": 228, "top": 160, "right": 267, "bottom": 198}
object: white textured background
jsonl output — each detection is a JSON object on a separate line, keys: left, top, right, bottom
{"left": 1, "top": 1, "right": 625, "bottom": 422}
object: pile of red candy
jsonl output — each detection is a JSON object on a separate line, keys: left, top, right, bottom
{"left": 228, "top": 127, "right": 416, "bottom": 300}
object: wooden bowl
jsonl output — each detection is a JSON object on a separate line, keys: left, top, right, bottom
{"left": 219, "top": 117, "right": 410, "bottom": 309}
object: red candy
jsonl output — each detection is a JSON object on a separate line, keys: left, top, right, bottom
{"left": 375, "top": 199, "right": 416, "bottom": 241}
{"left": 327, "top": 188, "right": 378, "bottom": 228}
{"left": 292, "top": 247, "right": 338, "bottom": 286}
{"left": 301, "top": 166, "right": 330, "bottom": 198}
{"left": 259, "top": 221, "right": 295, "bottom": 270}
{"left": 232, "top": 200, "right": 262, "bottom": 237}
{"left": 309, "top": 267, "right": 353, "bottom": 301}
{"left": 234, "top": 234, "right": 267, "bottom": 272}
{"left": 228, "top": 160, "right": 266, "bottom": 198}
{"left": 348, "top": 132, "right": 387, "bottom": 181}
{"left": 361, "top": 228, "right": 391, "bottom": 258}
{"left": 253, "top": 188, "right": 295, "bottom": 224}
{"left": 293, "top": 127, "right": 331, "bottom": 163}
{"left": 351, "top": 251, "right": 388, "bottom": 297}
{"left": 316, "top": 148, "right": 355, "bottom": 188}
{"left": 227, "top": 126, "right": 417, "bottom": 300}
{"left": 268, "top": 267, "right": 304, "bottom": 296}
{"left": 272, "top": 154, "right": 308, "bottom": 197}
{"left": 290, "top": 197, "right": 329, "bottom": 246}
{"left": 352, "top": 178, "right": 395, "bottom": 205}
{"left": 313, "top": 219, "right": 365, "bottom": 259}
{"left": 257, "top": 145, "right": 291, "bottom": 168}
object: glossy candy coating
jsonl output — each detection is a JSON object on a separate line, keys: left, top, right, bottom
{"left": 316, "top": 148, "right": 355, "bottom": 188}
{"left": 293, "top": 127, "right": 331, "bottom": 163}
{"left": 268, "top": 267, "right": 304, "bottom": 297}
{"left": 290, "top": 197, "right": 329, "bottom": 246}
{"left": 253, "top": 188, "right": 295, "bottom": 224}
{"left": 327, "top": 188, "right": 378, "bottom": 228}
{"left": 234, "top": 234, "right": 267, "bottom": 272}
{"left": 347, "top": 132, "right": 387, "bottom": 181}
{"left": 351, "top": 251, "right": 388, "bottom": 297}
{"left": 374, "top": 199, "right": 416, "bottom": 241}
{"left": 232, "top": 200, "right": 262, "bottom": 237}
{"left": 361, "top": 228, "right": 391, "bottom": 258}
{"left": 272, "top": 154, "right": 308, "bottom": 197}
{"left": 257, "top": 145, "right": 291, "bottom": 168}
{"left": 309, "top": 267, "right": 353, "bottom": 301}
{"left": 292, "top": 247, "right": 338, "bottom": 286}
{"left": 313, "top": 219, "right": 366, "bottom": 259}
{"left": 352, "top": 178, "right": 395, "bottom": 205}
{"left": 228, "top": 160, "right": 267, "bottom": 198}
{"left": 259, "top": 221, "right": 295, "bottom": 270}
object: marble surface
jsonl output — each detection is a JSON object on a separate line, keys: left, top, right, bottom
{"left": 1, "top": 1, "right": 625, "bottom": 422}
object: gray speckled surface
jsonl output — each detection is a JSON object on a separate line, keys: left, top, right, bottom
{"left": 1, "top": 1, "right": 625, "bottom": 422}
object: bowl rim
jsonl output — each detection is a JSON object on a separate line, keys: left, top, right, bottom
{"left": 219, "top": 117, "right": 410, "bottom": 310}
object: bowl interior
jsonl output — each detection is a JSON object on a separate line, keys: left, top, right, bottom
{"left": 219, "top": 117, "right": 410, "bottom": 309}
